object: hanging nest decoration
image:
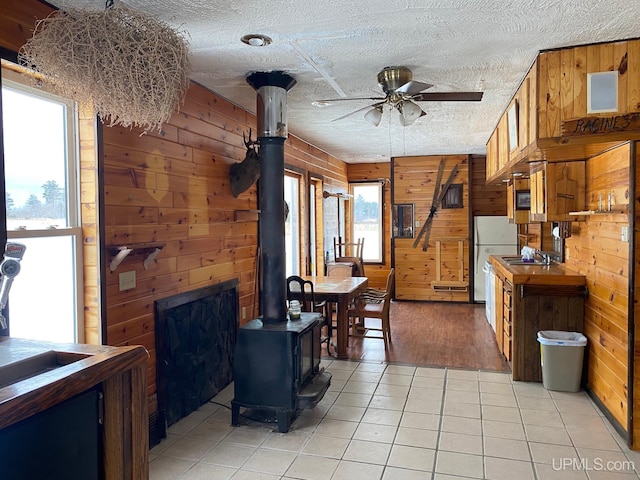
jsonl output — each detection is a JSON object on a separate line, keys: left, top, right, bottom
{"left": 19, "top": 4, "right": 191, "bottom": 133}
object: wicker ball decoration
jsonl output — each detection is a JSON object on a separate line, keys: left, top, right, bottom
{"left": 19, "top": 5, "right": 191, "bottom": 133}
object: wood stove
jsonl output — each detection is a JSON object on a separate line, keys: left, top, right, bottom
{"left": 232, "top": 312, "right": 331, "bottom": 432}
{"left": 231, "top": 71, "right": 331, "bottom": 433}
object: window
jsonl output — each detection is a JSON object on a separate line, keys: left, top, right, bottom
{"left": 1, "top": 69, "right": 84, "bottom": 343}
{"left": 284, "top": 173, "right": 300, "bottom": 277}
{"left": 350, "top": 182, "right": 383, "bottom": 263}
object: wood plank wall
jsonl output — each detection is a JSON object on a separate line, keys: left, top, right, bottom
{"left": 634, "top": 142, "right": 640, "bottom": 449}
{"left": 0, "top": 0, "right": 349, "bottom": 414}
{"left": 392, "top": 155, "right": 470, "bottom": 301}
{"left": 102, "top": 84, "right": 348, "bottom": 412}
{"left": 471, "top": 154, "right": 507, "bottom": 217}
{"left": 537, "top": 40, "right": 640, "bottom": 139}
{"left": 565, "top": 143, "right": 631, "bottom": 431}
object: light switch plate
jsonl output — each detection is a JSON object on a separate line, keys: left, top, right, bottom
{"left": 119, "top": 271, "right": 136, "bottom": 291}
{"left": 621, "top": 226, "right": 629, "bottom": 242}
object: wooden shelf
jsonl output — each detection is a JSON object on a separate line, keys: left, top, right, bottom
{"left": 107, "top": 243, "right": 164, "bottom": 271}
{"left": 568, "top": 208, "right": 626, "bottom": 216}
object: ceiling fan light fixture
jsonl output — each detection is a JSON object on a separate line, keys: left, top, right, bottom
{"left": 399, "top": 100, "right": 424, "bottom": 126}
{"left": 364, "top": 105, "right": 383, "bottom": 126}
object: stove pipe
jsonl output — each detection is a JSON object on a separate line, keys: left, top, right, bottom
{"left": 246, "top": 71, "right": 297, "bottom": 324}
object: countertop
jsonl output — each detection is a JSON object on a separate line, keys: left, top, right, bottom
{"left": 489, "top": 255, "right": 587, "bottom": 286}
{"left": 0, "top": 337, "right": 148, "bottom": 430}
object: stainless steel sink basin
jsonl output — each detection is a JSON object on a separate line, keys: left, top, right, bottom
{"left": 0, "top": 347, "right": 87, "bottom": 389}
{"left": 500, "top": 256, "right": 549, "bottom": 266}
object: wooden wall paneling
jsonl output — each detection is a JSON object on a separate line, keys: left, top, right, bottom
{"left": 615, "top": 41, "right": 629, "bottom": 113}
{"left": 540, "top": 49, "right": 562, "bottom": 139}
{"left": 565, "top": 143, "right": 631, "bottom": 433}
{"left": 571, "top": 46, "right": 588, "bottom": 119}
{"left": 627, "top": 41, "right": 640, "bottom": 113}
{"left": 0, "top": 0, "right": 354, "bottom": 437}
{"left": 392, "top": 155, "right": 469, "bottom": 301}
{"left": 560, "top": 48, "right": 574, "bottom": 123}
{"left": 470, "top": 155, "right": 507, "bottom": 216}
{"left": 0, "top": 1, "right": 54, "bottom": 52}
{"left": 100, "top": 80, "right": 350, "bottom": 412}
{"left": 634, "top": 140, "right": 640, "bottom": 449}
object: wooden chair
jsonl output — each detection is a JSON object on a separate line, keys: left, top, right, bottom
{"left": 348, "top": 268, "right": 394, "bottom": 344}
{"left": 333, "top": 237, "right": 365, "bottom": 276}
{"left": 326, "top": 262, "right": 354, "bottom": 278}
{"left": 286, "top": 275, "right": 332, "bottom": 355}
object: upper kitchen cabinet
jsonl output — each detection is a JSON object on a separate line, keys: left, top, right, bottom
{"left": 529, "top": 161, "right": 586, "bottom": 222}
{"left": 487, "top": 39, "right": 640, "bottom": 183}
{"left": 506, "top": 178, "right": 530, "bottom": 224}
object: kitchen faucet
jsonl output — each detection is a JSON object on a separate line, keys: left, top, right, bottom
{"left": 535, "top": 249, "right": 553, "bottom": 265}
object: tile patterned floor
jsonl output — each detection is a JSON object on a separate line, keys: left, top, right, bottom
{"left": 150, "top": 360, "right": 640, "bottom": 480}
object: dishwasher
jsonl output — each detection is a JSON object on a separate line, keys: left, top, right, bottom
{"left": 483, "top": 261, "right": 496, "bottom": 332}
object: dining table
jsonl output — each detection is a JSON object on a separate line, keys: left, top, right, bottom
{"left": 301, "top": 275, "right": 369, "bottom": 359}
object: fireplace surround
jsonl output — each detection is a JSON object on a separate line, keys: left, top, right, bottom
{"left": 154, "top": 279, "right": 238, "bottom": 439}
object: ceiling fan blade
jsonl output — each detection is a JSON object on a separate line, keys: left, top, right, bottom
{"left": 412, "top": 92, "right": 484, "bottom": 102}
{"left": 396, "top": 80, "right": 433, "bottom": 95}
{"left": 331, "top": 101, "right": 386, "bottom": 122}
{"left": 315, "top": 96, "right": 386, "bottom": 103}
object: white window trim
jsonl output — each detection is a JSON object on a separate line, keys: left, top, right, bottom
{"left": 350, "top": 181, "right": 383, "bottom": 263}
{"left": 2, "top": 69, "right": 85, "bottom": 342}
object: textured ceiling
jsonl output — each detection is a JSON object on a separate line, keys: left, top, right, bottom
{"left": 49, "top": 0, "right": 640, "bottom": 163}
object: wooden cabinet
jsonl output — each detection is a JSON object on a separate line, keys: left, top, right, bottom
{"left": 494, "top": 274, "right": 504, "bottom": 353}
{"left": 529, "top": 161, "right": 585, "bottom": 222}
{"left": 493, "top": 274, "right": 513, "bottom": 361}
{"left": 489, "top": 256, "right": 586, "bottom": 381}
{"left": 486, "top": 39, "right": 640, "bottom": 185}
{"left": 512, "top": 284, "right": 586, "bottom": 381}
{"left": 507, "top": 178, "right": 530, "bottom": 224}
{"left": 502, "top": 282, "right": 513, "bottom": 361}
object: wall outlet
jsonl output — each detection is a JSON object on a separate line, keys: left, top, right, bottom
{"left": 119, "top": 271, "right": 136, "bottom": 291}
{"left": 242, "top": 306, "right": 247, "bottom": 320}
{"left": 621, "top": 226, "right": 629, "bottom": 242}
{"left": 415, "top": 220, "right": 420, "bottom": 228}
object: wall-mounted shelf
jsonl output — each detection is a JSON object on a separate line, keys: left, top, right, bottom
{"left": 107, "top": 243, "right": 164, "bottom": 272}
{"left": 568, "top": 207, "right": 627, "bottom": 216}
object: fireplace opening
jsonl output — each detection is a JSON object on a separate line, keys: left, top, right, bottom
{"left": 154, "top": 279, "right": 238, "bottom": 440}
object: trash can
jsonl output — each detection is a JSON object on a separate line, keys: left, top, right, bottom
{"left": 537, "top": 330, "right": 587, "bottom": 392}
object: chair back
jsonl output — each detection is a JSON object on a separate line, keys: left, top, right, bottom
{"left": 326, "top": 263, "right": 354, "bottom": 278}
{"left": 286, "top": 275, "right": 316, "bottom": 312}
{"left": 333, "top": 237, "right": 364, "bottom": 260}
{"left": 381, "top": 268, "right": 395, "bottom": 313}
{"left": 333, "top": 237, "right": 365, "bottom": 276}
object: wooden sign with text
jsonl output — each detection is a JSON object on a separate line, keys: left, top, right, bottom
{"left": 562, "top": 113, "right": 640, "bottom": 136}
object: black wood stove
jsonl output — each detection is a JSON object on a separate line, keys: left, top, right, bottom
{"left": 231, "top": 71, "right": 331, "bottom": 433}
{"left": 232, "top": 312, "right": 330, "bottom": 432}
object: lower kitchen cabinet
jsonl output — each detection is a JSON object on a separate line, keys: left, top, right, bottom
{"left": 492, "top": 264, "right": 587, "bottom": 382}
{"left": 512, "top": 284, "right": 586, "bottom": 381}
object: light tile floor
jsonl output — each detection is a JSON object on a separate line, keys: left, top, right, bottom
{"left": 150, "top": 360, "right": 640, "bottom": 480}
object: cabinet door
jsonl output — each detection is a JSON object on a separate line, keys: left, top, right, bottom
{"left": 494, "top": 275, "right": 504, "bottom": 353}
{"left": 529, "top": 167, "right": 546, "bottom": 221}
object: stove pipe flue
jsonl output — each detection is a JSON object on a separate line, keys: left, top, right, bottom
{"left": 246, "top": 71, "right": 297, "bottom": 324}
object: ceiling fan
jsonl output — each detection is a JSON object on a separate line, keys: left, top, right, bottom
{"left": 314, "top": 66, "right": 483, "bottom": 126}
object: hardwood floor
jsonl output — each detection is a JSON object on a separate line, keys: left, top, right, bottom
{"left": 327, "top": 301, "right": 510, "bottom": 373}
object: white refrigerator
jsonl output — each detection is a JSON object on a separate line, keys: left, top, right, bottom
{"left": 473, "top": 216, "right": 518, "bottom": 303}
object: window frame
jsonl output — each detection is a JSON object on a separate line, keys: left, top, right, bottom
{"left": 1, "top": 68, "right": 85, "bottom": 342}
{"left": 349, "top": 181, "right": 384, "bottom": 263}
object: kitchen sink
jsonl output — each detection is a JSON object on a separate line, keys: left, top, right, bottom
{"left": 0, "top": 347, "right": 88, "bottom": 389}
{"left": 500, "top": 256, "right": 550, "bottom": 266}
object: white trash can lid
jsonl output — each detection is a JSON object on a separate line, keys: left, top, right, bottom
{"left": 537, "top": 330, "right": 587, "bottom": 346}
